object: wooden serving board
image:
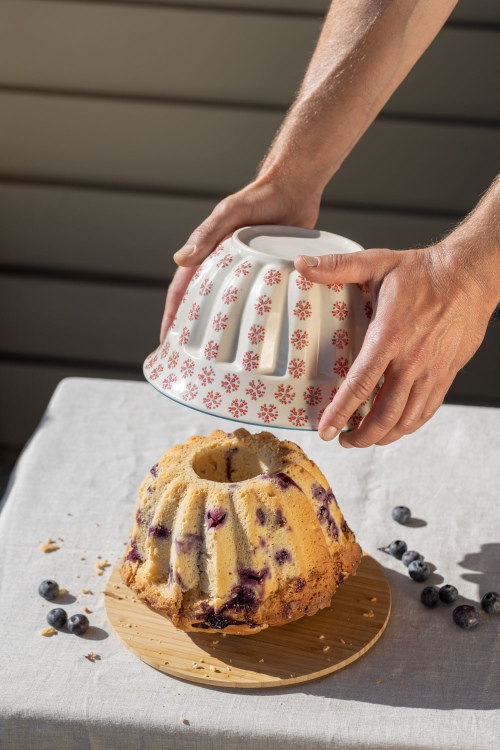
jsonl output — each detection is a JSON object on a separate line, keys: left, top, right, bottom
{"left": 104, "top": 553, "right": 390, "bottom": 689}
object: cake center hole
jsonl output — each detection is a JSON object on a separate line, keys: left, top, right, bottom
{"left": 192, "top": 446, "right": 272, "bottom": 483}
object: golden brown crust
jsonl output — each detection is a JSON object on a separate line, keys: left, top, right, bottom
{"left": 120, "top": 428, "right": 362, "bottom": 635}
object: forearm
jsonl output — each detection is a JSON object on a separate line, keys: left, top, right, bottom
{"left": 258, "top": 0, "right": 458, "bottom": 197}
{"left": 437, "top": 175, "right": 500, "bottom": 313}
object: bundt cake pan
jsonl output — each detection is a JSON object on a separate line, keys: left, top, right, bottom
{"left": 144, "top": 225, "right": 373, "bottom": 430}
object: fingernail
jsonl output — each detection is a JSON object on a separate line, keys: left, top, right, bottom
{"left": 174, "top": 243, "right": 196, "bottom": 260}
{"left": 301, "top": 255, "right": 319, "bottom": 268}
{"left": 339, "top": 436, "right": 353, "bottom": 449}
{"left": 320, "top": 425, "right": 340, "bottom": 441}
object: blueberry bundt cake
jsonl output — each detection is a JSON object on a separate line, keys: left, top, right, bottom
{"left": 121, "top": 428, "right": 362, "bottom": 635}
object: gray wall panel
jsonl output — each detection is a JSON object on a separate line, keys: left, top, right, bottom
{"left": 0, "top": 93, "right": 497, "bottom": 214}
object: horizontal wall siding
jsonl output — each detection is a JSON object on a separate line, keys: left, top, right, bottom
{"left": 1, "top": 93, "right": 498, "bottom": 215}
{"left": 1, "top": 0, "right": 499, "bottom": 462}
{"left": 41, "top": 0, "right": 500, "bottom": 24}
{"left": 1, "top": 3, "right": 498, "bottom": 120}
{"left": 0, "top": 183, "right": 457, "bottom": 279}
{"left": 0, "top": 276, "right": 165, "bottom": 366}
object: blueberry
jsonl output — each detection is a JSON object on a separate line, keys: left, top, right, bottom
{"left": 47, "top": 608, "right": 67, "bottom": 629}
{"left": 481, "top": 591, "right": 500, "bottom": 615}
{"left": 402, "top": 550, "right": 423, "bottom": 567}
{"left": 453, "top": 605, "right": 480, "bottom": 629}
{"left": 392, "top": 506, "right": 411, "bottom": 525}
{"left": 408, "top": 560, "right": 430, "bottom": 582}
{"left": 67, "top": 614, "right": 90, "bottom": 636}
{"left": 388, "top": 540, "right": 407, "bottom": 560}
{"left": 439, "top": 585, "right": 458, "bottom": 604}
{"left": 421, "top": 586, "right": 439, "bottom": 608}
{"left": 38, "top": 580, "right": 59, "bottom": 600}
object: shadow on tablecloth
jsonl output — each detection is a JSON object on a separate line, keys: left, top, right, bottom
{"left": 168, "top": 546, "right": 500, "bottom": 711}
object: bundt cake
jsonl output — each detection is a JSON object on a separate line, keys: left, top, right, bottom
{"left": 121, "top": 428, "right": 362, "bottom": 635}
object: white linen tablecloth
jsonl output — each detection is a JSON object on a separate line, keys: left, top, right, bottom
{"left": 0, "top": 377, "right": 499, "bottom": 750}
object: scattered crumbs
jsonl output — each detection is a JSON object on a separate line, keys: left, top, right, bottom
{"left": 258, "top": 658, "right": 265, "bottom": 663}
{"left": 326, "top": 658, "right": 331, "bottom": 662}
{"left": 40, "top": 627, "right": 57, "bottom": 637}
{"left": 229, "top": 659, "right": 232, "bottom": 663}
{"left": 290, "top": 674, "right": 294, "bottom": 678}
{"left": 221, "top": 633, "right": 226, "bottom": 637}
{"left": 369, "top": 597, "right": 377, "bottom": 603}
{"left": 80, "top": 556, "right": 86, "bottom": 561}
{"left": 209, "top": 666, "right": 221, "bottom": 673}
{"left": 179, "top": 717, "right": 189, "bottom": 725}
{"left": 57, "top": 537, "right": 64, "bottom": 542}
{"left": 211, "top": 640, "right": 219, "bottom": 645}
{"left": 84, "top": 652, "right": 100, "bottom": 663}
{"left": 84, "top": 608, "right": 92, "bottom": 614}
{"left": 81, "top": 588, "right": 93, "bottom": 595}
{"left": 149, "top": 638, "right": 154, "bottom": 641}
{"left": 163, "top": 661, "right": 170, "bottom": 665}
{"left": 199, "top": 659, "right": 205, "bottom": 663}
{"left": 204, "top": 674, "right": 209, "bottom": 678}
{"left": 318, "top": 634, "right": 325, "bottom": 640}
{"left": 376, "top": 679, "right": 382, "bottom": 685}
{"left": 123, "top": 541, "right": 128, "bottom": 545}
{"left": 400, "top": 681, "right": 405, "bottom": 685}
{"left": 340, "top": 638, "right": 346, "bottom": 645}
{"left": 95, "top": 559, "right": 111, "bottom": 576}
{"left": 97, "top": 555, "right": 102, "bottom": 559}
{"left": 39, "top": 537, "right": 60, "bottom": 553}
{"left": 322, "top": 645, "right": 330, "bottom": 652}
{"left": 103, "top": 591, "right": 123, "bottom": 600}
{"left": 363, "top": 610, "right": 375, "bottom": 618}
{"left": 126, "top": 624, "right": 133, "bottom": 629}
{"left": 59, "top": 587, "right": 68, "bottom": 596}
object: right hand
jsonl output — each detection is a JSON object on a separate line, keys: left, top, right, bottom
{"left": 159, "top": 177, "right": 321, "bottom": 341}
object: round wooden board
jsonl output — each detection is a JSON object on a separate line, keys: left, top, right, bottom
{"left": 104, "top": 553, "right": 390, "bottom": 688}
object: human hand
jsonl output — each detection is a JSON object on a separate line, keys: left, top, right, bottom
{"left": 294, "top": 243, "right": 495, "bottom": 448}
{"left": 160, "top": 177, "right": 321, "bottom": 341}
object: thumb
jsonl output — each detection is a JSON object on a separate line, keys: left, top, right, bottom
{"left": 294, "top": 248, "right": 395, "bottom": 285}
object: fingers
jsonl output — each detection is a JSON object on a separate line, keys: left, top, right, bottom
{"left": 160, "top": 266, "right": 198, "bottom": 342}
{"left": 318, "top": 328, "right": 394, "bottom": 441}
{"left": 173, "top": 197, "right": 246, "bottom": 268}
{"left": 294, "top": 248, "right": 395, "bottom": 285}
{"left": 375, "top": 376, "right": 452, "bottom": 445}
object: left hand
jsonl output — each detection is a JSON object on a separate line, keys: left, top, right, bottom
{"left": 294, "top": 244, "right": 494, "bottom": 448}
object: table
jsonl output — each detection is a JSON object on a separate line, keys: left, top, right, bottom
{"left": 1, "top": 377, "right": 499, "bottom": 749}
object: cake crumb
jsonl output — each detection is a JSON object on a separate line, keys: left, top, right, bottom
{"left": 96, "top": 559, "right": 110, "bottom": 571}
{"left": 340, "top": 638, "right": 346, "bottom": 645}
{"left": 415, "top": 626, "right": 420, "bottom": 630}
{"left": 84, "top": 652, "right": 100, "bottom": 662}
{"left": 179, "top": 717, "right": 189, "bottom": 725}
{"left": 81, "top": 588, "right": 93, "bottom": 595}
{"left": 363, "top": 610, "right": 375, "bottom": 618}
{"left": 40, "top": 627, "right": 57, "bottom": 637}
{"left": 39, "top": 537, "right": 60, "bottom": 553}
{"left": 322, "top": 645, "right": 330, "bottom": 652}
{"left": 199, "top": 659, "right": 205, "bottom": 663}
{"left": 58, "top": 587, "right": 67, "bottom": 596}
{"left": 83, "top": 607, "right": 92, "bottom": 614}
{"left": 400, "top": 681, "right": 405, "bottom": 685}
{"left": 211, "top": 640, "right": 219, "bottom": 645}
{"left": 369, "top": 597, "right": 377, "bottom": 602}
{"left": 80, "top": 556, "right": 86, "bottom": 561}
{"left": 318, "top": 634, "right": 325, "bottom": 639}
{"left": 376, "top": 679, "right": 382, "bottom": 685}
{"left": 258, "top": 658, "right": 265, "bottom": 663}
{"left": 163, "top": 661, "right": 169, "bottom": 665}
{"left": 209, "top": 666, "right": 221, "bottom": 673}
